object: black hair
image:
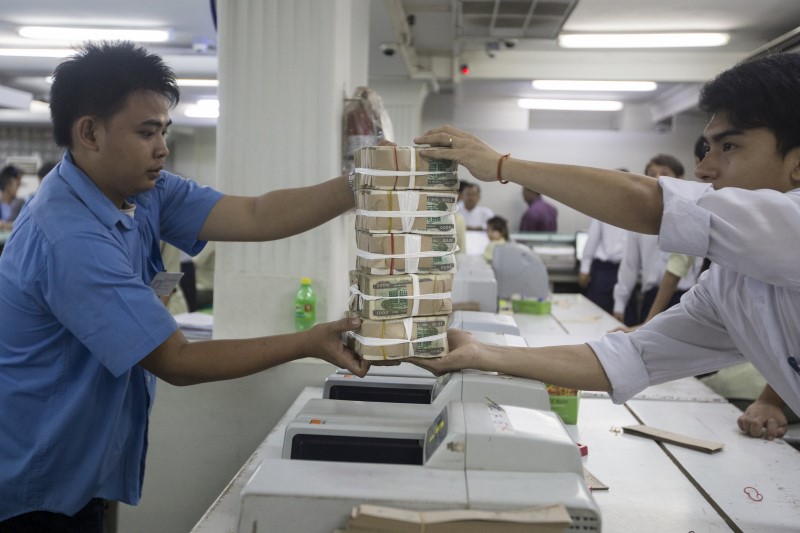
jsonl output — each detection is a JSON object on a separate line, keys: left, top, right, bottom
{"left": 49, "top": 41, "right": 180, "bottom": 148}
{"left": 693, "top": 135, "right": 708, "bottom": 162}
{"left": 645, "top": 154, "right": 684, "bottom": 178}
{"left": 458, "top": 180, "right": 471, "bottom": 194}
{"left": 0, "top": 165, "right": 22, "bottom": 191}
{"left": 486, "top": 215, "right": 509, "bottom": 241}
{"left": 699, "top": 53, "right": 800, "bottom": 156}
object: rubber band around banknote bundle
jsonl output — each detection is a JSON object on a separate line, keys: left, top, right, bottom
{"left": 387, "top": 192, "right": 395, "bottom": 273}
{"left": 354, "top": 247, "right": 457, "bottom": 275}
{"left": 349, "top": 274, "right": 452, "bottom": 317}
{"left": 347, "top": 316, "right": 448, "bottom": 359}
{"left": 355, "top": 209, "right": 455, "bottom": 234}
{"left": 355, "top": 145, "right": 454, "bottom": 192}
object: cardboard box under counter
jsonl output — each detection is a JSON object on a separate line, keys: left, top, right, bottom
{"left": 353, "top": 171, "right": 458, "bottom": 192}
{"left": 356, "top": 190, "right": 458, "bottom": 214}
{"left": 355, "top": 146, "right": 457, "bottom": 173}
{"left": 355, "top": 213, "right": 456, "bottom": 234}
{"left": 350, "top": 271, "right": 453, "bottom": 319}
{"left": 349, "top": 316, "right": 450, "bottom": 359}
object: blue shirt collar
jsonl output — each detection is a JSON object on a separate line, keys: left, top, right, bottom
{"left": 60, "top": 151, "right": 138, "bottom": 231}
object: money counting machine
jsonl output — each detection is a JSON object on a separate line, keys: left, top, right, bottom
{"left": 324, "top": 310, "right": 547, "bottom": 409}
{"left": 237, "top": 400, "right": 600, "bottom": 533}
{"left": 448, "top": 309, "right": 521, "bottom": 335}
{"left": 324, "top": 365, "right": 551, "bottom": 411}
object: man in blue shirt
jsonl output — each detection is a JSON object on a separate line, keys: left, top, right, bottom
{"left": 0, "top": 41, "right": 368, "bottom": 531}
{"left": 0, "top": 165, "right": 24, "bottom": 230}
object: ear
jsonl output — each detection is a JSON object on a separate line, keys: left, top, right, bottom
{"left": 74, "top": 116, "right": 102, "bottom": 152}
{"left": 788, "top": 146, "right": 800, "bottom": 188}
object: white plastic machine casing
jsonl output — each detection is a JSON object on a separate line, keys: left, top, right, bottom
{"left": 323, "top": 368, "right": 551, "bottom": 412}
{"left": 323, "top": 323, "right": 549, "bottom": 410}
{"left": 451, "top": 255, "right": 498, "bottom": 312}
{"left": 281, "top": 398, "right": 438, "bottom": 459}
{"left": 449, "top": 310, "right": 521, "bottom": 335}
{"left": 242, "top": 401, "right": 599, "bottom": 533}
{"left": 282, "top": 400, "right": 581, "bottom": 473}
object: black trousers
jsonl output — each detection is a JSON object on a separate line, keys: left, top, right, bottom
{"left": 640, "top": 286, "right": 686, "bottom": 324}
{"left": 585, "top": 259, "right": 619, "bottom": 315}
{"left": 180, "top": 261, "right": 198, "bottom": 312}
{"left": 0, "top": 499, "right": 105, "bottom": 533}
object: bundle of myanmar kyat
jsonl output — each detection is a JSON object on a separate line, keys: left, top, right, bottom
{"left": 347, "top": 146, "right": 459, "bottom": 360}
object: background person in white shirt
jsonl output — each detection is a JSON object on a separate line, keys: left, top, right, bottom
{"left": 457, "top": 182, "right": 494, "bottom": 230}
{"left": 578, "top": 168, "right": 631, "bottom": 315}
{"left": 611, "top": 154, "right": 703, "bottom": 325}
{"left": 579, "top": 218, "right": 628, "bottom": 315}
{"left": 411, "top": 52, "right": 800, "bottom": 441}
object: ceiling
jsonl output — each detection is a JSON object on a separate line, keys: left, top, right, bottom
{"left": 0, "top": 0, "right": 799, "bottom": 126}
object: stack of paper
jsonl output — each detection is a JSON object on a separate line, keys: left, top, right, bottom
{"left": 174, "top": 312, "right": 213, "bottom": 340}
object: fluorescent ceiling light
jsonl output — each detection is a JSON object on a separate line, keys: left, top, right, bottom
{"left": 177, "top": 79, "right": 219, "bottom": 87}
{"left": 184, "top": 99, "right": 219, "bottom": 118}
{"left": 532, "top": 80, "right": 657, "bottom": 92}
{"left": 517, "top": 98, "right": 624, "bottom": 111}
{"left": 19, "top": 26, "right": 170, "bottom": 43}
{"left": 558, "top": 33, "right": 730, "bottom": 49}
{"left": 0, "top": 48, "right": 73, "bottom": 58}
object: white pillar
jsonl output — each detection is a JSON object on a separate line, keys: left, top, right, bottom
{"left": 369, "top": 80, "right": 429, "bottom": 145}
{"left": 214, "top": 0, "right": 370, "bottom": 339}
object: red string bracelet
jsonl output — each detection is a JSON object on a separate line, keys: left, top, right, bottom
{"left": 497, "top": 153, "right": 511, "bottom": 184}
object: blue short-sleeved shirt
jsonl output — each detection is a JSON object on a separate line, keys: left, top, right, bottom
{"left": 0, "top": 151, "right": 222, "bottom": 520}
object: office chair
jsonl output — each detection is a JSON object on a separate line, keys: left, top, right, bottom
{"left": 491, "top": 243, "right": 550, "bottom": 300}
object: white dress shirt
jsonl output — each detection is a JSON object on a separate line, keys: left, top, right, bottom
{"left": 611, "top": 232, "right": 702, "bottom": 315}
{"left": 457, "top": 201, "right": 495, "bottom": 229}
{"left": 589, "top": 178, "right": 800, "bottom": 416}
{"left": 579, "top": 219, "right": 628, "bottom": 274}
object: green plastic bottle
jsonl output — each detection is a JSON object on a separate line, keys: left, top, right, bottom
{"left": 294, "top": 277, "right": 316, "bottom": 331}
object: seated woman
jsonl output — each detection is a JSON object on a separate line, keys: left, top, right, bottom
{"left": 483, "top": 215, "right": 509, "bottom": 264}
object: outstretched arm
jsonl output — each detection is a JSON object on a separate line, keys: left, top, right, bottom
{"left": 408, "top": 329, "right": 612, "bottom": 392}
{"left": 140, "top": 316, "right": 367, "bottom": 385}
{"left": 198, "top": 175, "right": 354, "bottom": 242}
{"left": 414, "top": 126, "right": 663, "bottom": 235}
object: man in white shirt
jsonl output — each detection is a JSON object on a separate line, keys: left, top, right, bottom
{"left": 612, "top": 154, "right": 702, "bottom": 325}
{"left": 578, "top": 218, "right": 628, "bottom": 314}
{"left": 412, "top": 52, "right": 800, "bottom": 441}
{"left": 457, "top": 182, "right": 494, "bottom": 230}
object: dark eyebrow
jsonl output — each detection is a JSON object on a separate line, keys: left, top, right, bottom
{"left": 707, "top": 128, "right": 745, "bottom": 143}
{"left": 140, "top": 119, "right": 173, "bottom": 129}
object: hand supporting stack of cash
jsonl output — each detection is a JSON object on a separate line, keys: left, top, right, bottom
{"left": 347, "top": 146, "right": 459, "bottom": 361}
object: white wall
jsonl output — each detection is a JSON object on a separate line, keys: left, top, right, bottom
{"left": 168, "top": 127, "right": 218, "bottom": 188}
{"left": 422, "top": 93, "right": 708, "bottom": 234}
